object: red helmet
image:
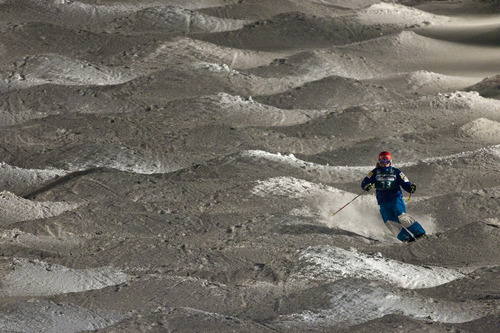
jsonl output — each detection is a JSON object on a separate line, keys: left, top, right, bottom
{"left": 378, "top": 151, "right": 392, "bottom": 167}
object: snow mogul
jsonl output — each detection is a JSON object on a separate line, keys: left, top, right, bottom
{"left": 361, "top": 151, "right": 426, "bottom": 242}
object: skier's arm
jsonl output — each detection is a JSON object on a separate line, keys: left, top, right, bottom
{"left": 361, "top": 170, "right": 376, "bottom": 191}
{"left": 397, "top": 170, "right": 413, "bottom": 193}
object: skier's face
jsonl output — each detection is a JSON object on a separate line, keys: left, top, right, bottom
{"left": 379, "top": 158, "right": 391, "bottom": 167}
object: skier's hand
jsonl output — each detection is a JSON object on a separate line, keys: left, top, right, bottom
{"left": 364, "top": 183, "right": 373, "bottom": 191}
{"left": 410, "top": 184, "right": 416, "bottom": 193}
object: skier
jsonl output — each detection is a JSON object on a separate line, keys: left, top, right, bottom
{"left": 361, "top": 151, "right": 426, "bottom": 242}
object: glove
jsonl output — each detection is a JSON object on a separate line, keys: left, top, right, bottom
{"left": 363, "top": 183, "right": 373, "bottom": 191}
{"left": 410, "top": 184, "right": 416, "bottom": 193}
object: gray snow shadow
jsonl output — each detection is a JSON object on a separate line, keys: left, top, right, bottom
{"left": 21, "top": 167, "right": 104, "bottom": 199}
{"left": 0, "top": 299, "right": 124, "bottom": 333}
{"left": 279, "top": 223, "right": 377, "bottom": 241}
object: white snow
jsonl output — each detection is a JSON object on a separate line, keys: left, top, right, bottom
{"left": 277, "top": 279, "right": 486, "bottom": 328}
{"left": 206, "top": 93, "right": 324, "bottom": 127}
{"left": 244, "top": 150, "right": 368, "bottom": 182}
{"left": 141, "top": 37, "right": 278, "bottom": 70}
{"left": 199, "top": 62, "right": 242, "bottom": 75}
{"left": 293, "top": 246, "right": 468, "bottom": 289}
{"left": 11, "top": 54, "right": 136, "bottom": 87}
{"left": 32, "top": 0, "right": 138, "bottom": 13}
{"left": 358, "top": 2, "right": 450, "bottom": 26}
{"left": 65, "top": 151, "right": 174, "bottom": 175}
{"left": 106, "top": 6, "right": 249, "bottom": 34}
{"left": 252, "top": 175, "right": 331, "bottom": 199}
{"left": 408, "top": 144, "right": 500, "bottom": 167}
{"left": 0, "top": 191, "right": 82, "bottom": 226}
{"left": 278, "top": 244, "right": 485, "bottom": 328}
{"left": 0, "top": 258, "right": 130, "bottom": 296}
{"left": 403, "top": 70, "right": 477, "bottom": 92}
{"left": 0, "top": 162, "right": 67, "bottom": 193}
{"left": 244, "top": 146, "right": 500, "bottom": 174}
{"left": 460, "top": 118, "right": 500, "bottom": 141}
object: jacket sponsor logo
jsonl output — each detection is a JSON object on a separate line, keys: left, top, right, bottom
{"left": 399, "top": 172, "right": 409, "bottom": 182}
{"left": 376, "top": 174, "right": 396, "bottom": 181}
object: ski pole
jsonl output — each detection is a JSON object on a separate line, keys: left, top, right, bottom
{"left": 408, "top": 192, "right": 412, "bottom": 202}
{"left": 332, "top": 185, "right": 371, "bottom": 216}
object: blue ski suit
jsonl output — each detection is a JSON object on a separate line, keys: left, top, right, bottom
{"left": 361, "top": 166, "right": 426, "bottom": 242}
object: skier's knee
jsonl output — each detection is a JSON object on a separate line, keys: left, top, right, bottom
{"left": 398, "top": 213, "right": 415, "bottom": 227}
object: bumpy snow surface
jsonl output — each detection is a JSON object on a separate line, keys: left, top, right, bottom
{"left": 0, "top": 0, "right": 499, "bottom": 332}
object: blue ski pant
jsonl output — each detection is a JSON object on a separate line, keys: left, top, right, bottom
{"left": 379, "top": 197, "right": 426, "bottom": 241}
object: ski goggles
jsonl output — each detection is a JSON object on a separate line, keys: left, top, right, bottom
{"left": 379, "top": 158, "right": 391, "bottom": 166}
